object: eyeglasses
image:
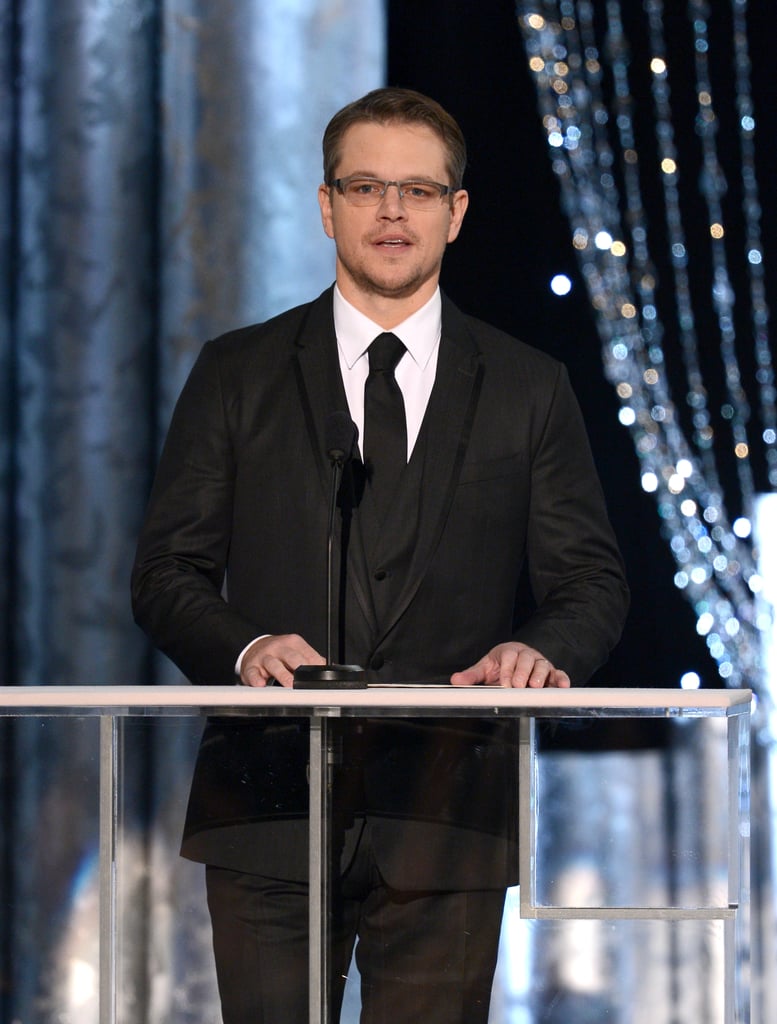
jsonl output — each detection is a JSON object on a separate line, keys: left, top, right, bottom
{"left": 328, "top": 176, "right": 457, "bottom": 210}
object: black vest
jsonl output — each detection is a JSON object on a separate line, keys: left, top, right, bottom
{"left": 342, "top": 423, "right": 428, "bottom": 677}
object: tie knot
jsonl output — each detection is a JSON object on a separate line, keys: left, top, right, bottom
{"left": 368, "top": 332, "right": 406, "bottom": 374}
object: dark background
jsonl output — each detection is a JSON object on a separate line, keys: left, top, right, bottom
{"left": 387, "top": 0, "right": 777, "bottom": 689}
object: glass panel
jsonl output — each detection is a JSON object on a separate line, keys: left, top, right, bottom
{"left": 115, "top": 717, "right": 220, "bottom": 1023}
{"left": 0, "top": 705, "right": 747, "bottom": 1022}
{"left": 491, "top": 913, "right": 729, "bottom": 1024}
{"left": 533, "top": 718, "right": 730, "bottom": 910}
{"left": 339, "top": 913, "right": 732, "bottom": 1022}
{"left": 2, "top": 716, "right": 101, "bottom": 1020}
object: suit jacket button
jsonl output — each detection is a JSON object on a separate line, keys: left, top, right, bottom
{"left": 373, "top": 569, "right": 387, "bottom": 581}
{"left": 369, "top": 653, "right": 384, "bottom": 670}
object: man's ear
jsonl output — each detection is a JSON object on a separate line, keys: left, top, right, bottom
{"left": 318, "top": 183, "right": 335, "bottom": 240}
{"left": 446, "top": 189, "right": 469, "bottom": 244}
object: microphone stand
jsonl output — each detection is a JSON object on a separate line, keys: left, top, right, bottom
{"left": 292, "top": 415, "right": 365, "bottom": 1024}
{"left": 294, "top": 417, "right": 366, "bottom": 688}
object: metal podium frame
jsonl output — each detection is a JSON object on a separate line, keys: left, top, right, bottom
{"left": 0, "top": 685, "right": 752, "bottom": 1024}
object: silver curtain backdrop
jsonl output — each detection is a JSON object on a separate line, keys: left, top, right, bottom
{"left": 1, "top": 0, "right": 383, "bottom": 688}
{"left": 1, "top": 2, "right": 383, "bottom": 1020}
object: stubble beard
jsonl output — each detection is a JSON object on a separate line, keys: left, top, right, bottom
{"left": 335, "top": 244, "right": 443, "bottom": 303}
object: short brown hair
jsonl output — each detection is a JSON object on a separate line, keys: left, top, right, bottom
{"left": 322, "top": 87, "right": 467, "bottom": 189}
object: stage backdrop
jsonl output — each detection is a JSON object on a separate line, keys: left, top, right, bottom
{"left": 0, "top": 2, "right": 383, "bottom": 1020}
{"left": 1, "top": 0, "right": 383, "bottom": 689}
{"left": 1, "top": 1, "right": 775, "bottom": 1022}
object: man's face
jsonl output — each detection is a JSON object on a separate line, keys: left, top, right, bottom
{"left": 318, "top": 121, "right": 468, "bottom": 315}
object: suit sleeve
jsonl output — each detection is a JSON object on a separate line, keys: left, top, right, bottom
{"left": 131, "top": 341, "right": 260, "bottom": 683}
{"left": 511, "top": 363, "right": 629, "bottom": 683}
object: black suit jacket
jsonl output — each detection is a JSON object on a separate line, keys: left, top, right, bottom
{"left": 132, "top": 287, "right": 629, "bottom": 888}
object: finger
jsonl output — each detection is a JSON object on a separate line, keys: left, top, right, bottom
{"left": 525, "top": 657, "right": 550, "bottom": 688}
{"left": 498, "top": 647, "right": 523, "bottom": 687}
{"left": 242, "top": 654, "right": 293, "bottom": 687}
{"left": 503, "top": 646, "right": 546, "bottom": 688}
{"left": 263, "top": 656, "right": 296, "bottom": 687}
{"left": 242, "top": 664, "right": 270, "bottom": 688}
{"left": 548, "top": 668, "right": 572, "bottom": 689}
{"left": 450, "top": 658, "right": 489, "bottom": 686}
{"left": 262, "top": 645, "right": 325, "bottom": 688}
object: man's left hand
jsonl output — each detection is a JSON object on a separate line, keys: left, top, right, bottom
{"left": 450, "top": 643, "right": 571, "bottom": 688}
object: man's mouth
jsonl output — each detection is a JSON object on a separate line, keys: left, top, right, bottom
{"left": 373, "top": 235, "right": 412, "bottom": 249}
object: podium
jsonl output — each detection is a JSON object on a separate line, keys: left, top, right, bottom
{"left": 0, "top": 685, "right": 751, "bottom": 1023}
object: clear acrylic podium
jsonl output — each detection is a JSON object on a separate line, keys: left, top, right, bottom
{"left": 0, "top": 685, "right": 751, "bottom": 1023}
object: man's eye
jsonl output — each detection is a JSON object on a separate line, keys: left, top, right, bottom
{"left": 349, "top": 180, "right": 381, "bottom": 195}
{"left": 404, "top": 183, "right": 436, "bottom": 200}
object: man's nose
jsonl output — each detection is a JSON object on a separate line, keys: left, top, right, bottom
{"left": 377, "top": 183, "right": 407, "bottom": 216}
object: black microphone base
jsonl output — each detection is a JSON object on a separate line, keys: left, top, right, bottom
{"left": 293, "top": 663, "right": 367, "bottom": 689}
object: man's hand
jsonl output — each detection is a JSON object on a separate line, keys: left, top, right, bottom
{"left": 240, "top": 634, "right": 326, "bottom": 688}
{"left": 450, "top": 642, "right": 571, "bottom": 688}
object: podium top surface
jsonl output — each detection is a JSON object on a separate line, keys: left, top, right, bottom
{"left": 0, "top": 685, "right": 753, "bottom": 719}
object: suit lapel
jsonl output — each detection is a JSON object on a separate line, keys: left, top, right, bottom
{"left": 291, "top": 290, "right": 346, "bottom": 494}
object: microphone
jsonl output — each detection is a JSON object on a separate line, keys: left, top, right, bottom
{"left": 325, "top": 410, "right": 357, "bottom": 467}
{"left": 293, "top": 413, "right": 366, "bottom": 688}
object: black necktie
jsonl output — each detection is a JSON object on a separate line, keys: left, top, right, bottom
{"left": 363, "top": 332, "right": 407, "bottom": 507}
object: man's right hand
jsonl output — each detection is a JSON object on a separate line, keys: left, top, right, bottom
{"left": 240, "top": 634, "right": 326, "bottom": 688}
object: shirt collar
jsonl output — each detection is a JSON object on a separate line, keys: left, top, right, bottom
{"left": 333, "top": 285, "right": 442, "bottom": 371}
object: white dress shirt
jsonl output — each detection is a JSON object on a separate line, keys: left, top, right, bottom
{"left": 333, "top": 284, "right": 441, "bottom": 460}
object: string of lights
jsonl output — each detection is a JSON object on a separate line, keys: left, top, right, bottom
{"left": 671, "top": 0, "right": 752, "bottom": 504}
{"left": 515, "top": 0, "right": 773, "bottom": 690}
{"left": 729, "top": 0, "right": 777, "bottom": 489}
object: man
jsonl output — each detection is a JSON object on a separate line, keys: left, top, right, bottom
{"left": 132, "top": 87, "right": 629, "bottom": 1023}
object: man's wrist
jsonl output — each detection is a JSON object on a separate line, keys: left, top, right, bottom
{"left": 235, "top": 634, "right": 271, "bottom": 677}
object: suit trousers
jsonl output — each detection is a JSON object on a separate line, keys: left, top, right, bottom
{"left": 204, "top": 820, "right": 506, "bottom": 1024}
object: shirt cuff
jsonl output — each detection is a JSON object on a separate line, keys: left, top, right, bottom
{"left": 235, "top": 635, "right": 271, "bottom": 678}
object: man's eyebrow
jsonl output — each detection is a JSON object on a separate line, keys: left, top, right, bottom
{"left": 337, "top": 171, "right": 437, "bottom": 180}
